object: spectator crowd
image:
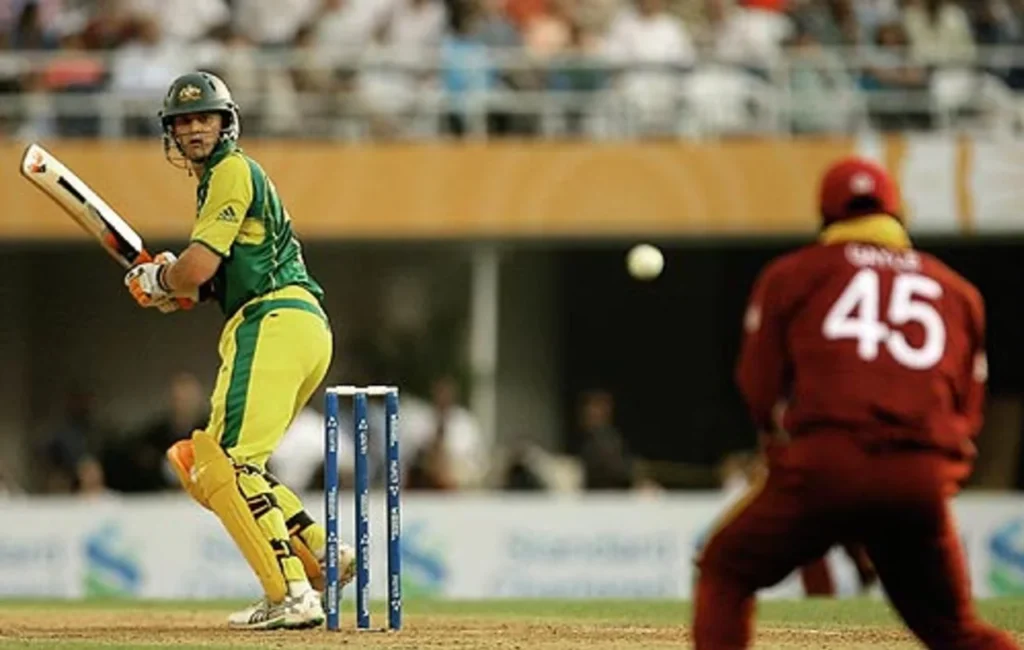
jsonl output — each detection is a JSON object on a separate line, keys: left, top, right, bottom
{"left": 15, "top": 369, "right": 668, "bottom": 499}
{"left": 1, "top": 0, "right": 1024, "bottom": 138}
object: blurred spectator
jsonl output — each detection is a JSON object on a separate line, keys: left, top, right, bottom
{"left": 290, "top": 23, "right": 338, "bottom": 134}
{"left": 695, "top": 0, "right": 733, "bottom": 53}
{"left": 9, "top": 0, "right": 61, "bottom": 49}
{"left": 110, "top": 15, "right": 191, "bottom": 136}
{"left": 103, "top": 372, "right": 207, "bottom": 493}
{"left": 0, "top": 0, "right": 1019, "bottom": 141}
{"left": 505, "top": 0, "right": 548, "bottom": 30}
{"left": 523, "top": 0, "right": 572, "bottom": 57}
{"left": 440, "top": 0, "right": 496, "bottom": 135}
{"left": 713, "top": 0, "right": 793, "bottom": 70}
{"left": 519, "top": 0, "right": 598, "bottom": 134}
{"left": 315, "top": 0, "right": 384, "bottom": 58}
{"left": 861, "top": 20, "right": 930, "bottom": 129}
{"left": 785, "top": 18, "right": 861, "bottom": 133}
{"left": 18, "top": 28, "right": 107, "bottom": 138}
{"left": 233, "top": 0, "right": 320, "bottom": 48}
{"left": 853, "top": 0, "right": 900, "bottom": 43}
{"left": 548, "top": 15, "right": 606, "bottom": 134}
{"left": 966, "top": 0, "right": 1024, "bottom": 88}
{"left": 788, "top": 0, "right": 860, "bottom": 47}
{"left": 35, "top": 386, "right": 108, "bottom": 494}
{"left": 124, "top": 0, "right": 231, "bottom": 44}
{"left": 476, "top": 0, "right": 540, "bottom": 134}
{"left": 356, "top": 0, "right": 448, "bottom": 138}
{"left": 902, "top": 0, "right": 976, "bottom": 66}
{"left": 76, "top": 456, "right": 110, "bottom": 497}
{"left": 403, "top": 375, "right": 488, "bottom": 490}
{"left": 575, "top": 389, "right": 653, "bottom": 490}
{"left": 502, "top": 442, "right": 551, "bottom": 490}
{"left": 477, "top": 0, "right": 521, "bottom": 49}
{"left": 673, "top": 0, "right": 717, "bottom": 52}
{"left": 308, "top": 0, "right": 385, "bottom": 102}
{"left": 230, "top": 0, "right": 319, "bottom": 135}
{"left": 208, "top": 27, "right": 260, "bottom": 112}
{"left": 967, "top": 0, "right": 1022, "bottom": 45}
{"left": 1, "top": 1, "right": 57, "bottom": 135}
{"left": 79, "top": 1, "right": 135, "bottom": 50}
{"left": 601, "top": 0, "right": 695, "bottom": 136}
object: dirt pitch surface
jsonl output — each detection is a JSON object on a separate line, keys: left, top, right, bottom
{"left": 0, "top": 599, "right": 1022, "bottom": 650}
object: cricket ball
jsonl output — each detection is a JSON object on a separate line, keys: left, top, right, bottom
{"left": 626, "top": 243, "right": 664, "bottom": 281}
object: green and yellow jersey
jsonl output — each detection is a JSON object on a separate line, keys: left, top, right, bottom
{"left": 190, "top": 146, "right": 324, "bottom": 317}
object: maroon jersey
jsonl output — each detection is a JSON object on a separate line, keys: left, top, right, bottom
{"left": 736, "top": 241, "right": 986, "bottom": 457}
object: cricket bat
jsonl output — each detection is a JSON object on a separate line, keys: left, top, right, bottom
{"left": 20, "top": 143, "right": 195, "bottom": 309}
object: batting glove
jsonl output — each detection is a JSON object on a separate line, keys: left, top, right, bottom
{"left": 124, "top": 251, "right": 175, "bottom": 308}
{"left": 154, "top": 296, "right": 182, "bottom": 313}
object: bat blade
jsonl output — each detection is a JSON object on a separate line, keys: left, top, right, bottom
{"left": 21, "top": 142, "right": 147, "bottom": 268}
{"left": 20, "top": 143, "right": 196, "bottom": 310}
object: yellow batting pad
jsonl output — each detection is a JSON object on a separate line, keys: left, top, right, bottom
{"left": 234, "top": 471, "right": 308, "bottom": 584}
{"left": 169, "top": 438, "right": 325, "bottom": 586}
{"left": 268, "top": 474, "right": 327, "bottom": 589}
{"left": 166, "top": 439, "right": 211, "bottom": 511}
{"left": 271, "top": 478, "right": 326, "bottom": 590}
{"left": 191, "top": 431, "right": 287, "bottom": 603}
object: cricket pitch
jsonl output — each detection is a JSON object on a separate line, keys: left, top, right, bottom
{"left": 1, "top": 598, "right": 1022, "bottom": 649}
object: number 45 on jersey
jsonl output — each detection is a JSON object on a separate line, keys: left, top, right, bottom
{"left": 823, "top": 268, "right": 946, "bottom": 371}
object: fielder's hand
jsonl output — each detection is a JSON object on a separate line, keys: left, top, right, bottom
{"left": 125, "top": 251, "right": 175, "bottom": 309}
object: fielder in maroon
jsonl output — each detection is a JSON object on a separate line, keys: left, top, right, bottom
{"left": 693, "top": 156, "right": 1019, "bottom": 650}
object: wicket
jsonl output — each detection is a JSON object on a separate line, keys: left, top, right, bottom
{"left": 324, "top": 385, "right": 402, "bottom": 632}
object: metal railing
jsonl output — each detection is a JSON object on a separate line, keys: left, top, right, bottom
{"left": 1, "top": 45, "right": 1023, "bottom": 140}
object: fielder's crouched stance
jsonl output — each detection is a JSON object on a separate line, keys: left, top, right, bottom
{"left": 123, "top": 71, "right": 354, "bottom": 630}
{"left": 693, "top": 157, "right": 1020, "bottom": 650}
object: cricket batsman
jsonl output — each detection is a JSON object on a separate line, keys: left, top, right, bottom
{"left": 123, "top": 71, "right": 355, "bottom": 630}
{"left": 693, "top": 156, "right": 1020, "bottom": 649}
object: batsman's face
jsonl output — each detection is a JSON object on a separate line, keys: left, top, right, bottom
{"left": 172, "top": 112, "right": 223, "bottom": 161}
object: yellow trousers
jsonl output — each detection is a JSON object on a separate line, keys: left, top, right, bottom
{"left": 204, "top": 285, "right": 332, "bottom": 586}
{"left": 208, "top": 285, "right": 332, "bottom": 467}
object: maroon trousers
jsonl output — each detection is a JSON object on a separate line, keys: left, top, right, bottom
{"left": 694, "top": 433, "right": 1019, "bottom": 650}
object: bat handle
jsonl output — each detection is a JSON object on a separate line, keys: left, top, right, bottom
{"left": 136, "top": 249, "right": 196, "bottom": 310}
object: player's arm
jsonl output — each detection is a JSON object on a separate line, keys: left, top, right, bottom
{"left": 163, "top": 155, "right": 253, "bottom": 295}
{"left": 735, "top": 263, "right": 790, "bottom": 437}
{"left": 162, "top": 243, "right": 221, "bottom": 294}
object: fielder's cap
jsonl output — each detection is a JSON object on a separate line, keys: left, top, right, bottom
{"left": 819, "top": 156, "right": 902, "bottom": 225}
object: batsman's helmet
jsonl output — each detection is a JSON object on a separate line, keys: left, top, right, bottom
{"left": 819, "top": 156, "right": 901, "bottom": 225}
{"left": 159, "top": 72, "right": 240, "bottom": 161}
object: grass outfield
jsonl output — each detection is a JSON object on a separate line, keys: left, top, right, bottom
{"left": 0, "top": 598, "right": 1022, "bottom": 649}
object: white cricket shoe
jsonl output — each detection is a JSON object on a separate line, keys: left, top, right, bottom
{"left": 227, "top": 591, "right": 325, "bottom": 631}
{"left": 227, "top": 598, "right": 286, "bottom": 630}
{"left": 282, "top": 589, "right": 326, "bottom": 629}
